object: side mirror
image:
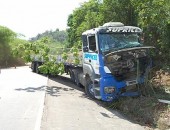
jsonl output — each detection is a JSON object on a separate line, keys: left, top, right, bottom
{"left": 83, "top": 46, "right": 88, "bottom": 52}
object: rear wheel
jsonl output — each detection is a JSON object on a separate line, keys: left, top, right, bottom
{"left": 35, "top": 63, "right": 40, "bottom": 74}
{"left": 32, "top": 62, "right": 36, "bottom": 72}
{"left": 69, "top": 69, "right": 75, "bottom": 83}
{"left": 85, "top": 78, "right": 95, "bottom": 99}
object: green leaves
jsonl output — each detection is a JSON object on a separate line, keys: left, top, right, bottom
{"left": 30, "top": 30, "right": 68, "bottom": 44}
{"left": 67, "top": 0, "right": 101, "bottom": 47}
{"left": 0, "top": 26, "right": 16, "bottom": 44}
{"left": 39, "top": 62, "right": 65, "bottom": 75}
{"left": 62, "top": 52, "right": 68, "bottom": 61}
{"left": 71, "top": 46, "right": 80, "bottom": 65}
{"left": 14, "top": 36, "right": 81, "bottom": 75}
{"left": 133, "top": 0, "right": 170, "bottom": 63}
{"left": 0, "top": 26, "right": 17, "bottom": 66}
{"left": 13, "top": 38, "right": 50, "bottom": 63}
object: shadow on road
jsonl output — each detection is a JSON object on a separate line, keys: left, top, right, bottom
{"left": 15, "top": 86, "right": 46, "bottom": 92}
{"left": 48, "top": 75, "right": 147, "bottom": 129}
{"left": 46, "top": 86, "right": 75, "bottom": 97}
{"left": 48, "top": 75, "right": 98, "bottom": 100}
{"left": 49, "top": 75, "right": 85, "bottom": 92}
{"left": 14, "top": 74, "right": 83, "bottom": 97}
{"left": 15, "top": 74, "right": 146, "bottom": 129}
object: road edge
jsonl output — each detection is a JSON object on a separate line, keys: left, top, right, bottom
{"left": 34, "top": 76, "right": 48, "bottom": 130}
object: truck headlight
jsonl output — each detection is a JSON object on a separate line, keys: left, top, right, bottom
{"left": 104, "top": 87, "right": 115, "bottom": 94}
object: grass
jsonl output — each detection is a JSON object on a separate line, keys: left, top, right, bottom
{"left": 106, "top": 69, "right": 170, "bottom": 130}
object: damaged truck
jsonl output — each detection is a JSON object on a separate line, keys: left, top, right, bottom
{"left": 31, "top": 22, "right": 154, "bottom": 101}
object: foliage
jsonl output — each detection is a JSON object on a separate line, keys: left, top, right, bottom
{"left": 39, "top": 61, "right": 65, "bottom": 75}
{"left": 0, "top": 26, "right": 16, "bottom": 44}
{"left": 67, "top": 0, "right": 101, "bottom": 47}
{"left": 132, "top": 0, "right": 170, "bottom": 63}
{"left": 30, "top": 29, "right": 68, "bottom": 47}
{"left": 70, "top": 46, "right": 80, "bottom": 65}
{"left": 0, "top": 26, "right": 17, "bottom": 67}
{"left": 14, "top": 37, "right": 81, "bottom": 75}
{"left": 29, "top": 29, "right": 69, "bottom": 57}
{"left": 13, "top": 37, "right": 61, "bottom": 74}
{"left": 61, "top": 53, "right": 67, "bottom": 62}
{"left": 13, "top": 37, "right": 50, "bottom": 62}
{"left": 100, "top": 0, "right": 138, "bottom": 25}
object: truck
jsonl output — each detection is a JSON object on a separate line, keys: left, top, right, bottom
{"left": 31, "top": 22, "right": 154, "bottom": 102}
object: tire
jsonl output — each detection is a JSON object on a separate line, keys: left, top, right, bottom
{"left": 35, "top": 63, "right": 40, "bottom": 74}
{"left": 32, "top": 62, "right": 36, "bottom": 72}
{"left": 69, "top": 69, "right": 75, "bottom": 83}
{"left": 85, "top": 78, "right": 95, "bottom": 99}
{"left": 73, "top": 69, "right": 80, "bottom": 86}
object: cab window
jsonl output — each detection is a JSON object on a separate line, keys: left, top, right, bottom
{"left": 88, "top": 36, "right": 96, "bottom": 52}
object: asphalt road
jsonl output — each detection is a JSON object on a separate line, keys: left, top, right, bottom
{"left": 0, "top": 66, "right": 47, "bottom": 130}
{"left": 0, "top": 66, "right": 145, "bottom": 130}
{"left": 41, "top": 75, "right": 145, "bottom": 130}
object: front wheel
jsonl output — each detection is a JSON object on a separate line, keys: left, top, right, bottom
{"left": 85, "top": 79, "right": 95, "bottom": 99}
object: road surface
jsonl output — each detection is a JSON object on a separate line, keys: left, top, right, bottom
{"left": 0, "top": 66, "right": 47, "bottom": 130}
{"left": 0, "top": 67, "right": 145, "bottom": 130}
{"left": 41, "top": 75, "right": 145, "bottom": 130}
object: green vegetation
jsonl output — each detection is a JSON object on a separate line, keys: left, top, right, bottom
{"left": 13, "top": 36, "right": 80, "bottom": 75}
{"left": 13, "top": 38, "right": 50, "bottom": 62}
{"left": 30, "top": 29, "right": 68, "bottom": 48}
{"left": 0, "top": 26, "right": 25, "bottom": 67}
{"left": 13, "top": 37, "right": 65, "bottom": 75}
{"left": 0, "top": 27, "right": 69, "bottom": 73}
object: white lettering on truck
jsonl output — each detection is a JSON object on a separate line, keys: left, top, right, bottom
{"left": 107, "top": 27, "right": 141, "bottom": 33}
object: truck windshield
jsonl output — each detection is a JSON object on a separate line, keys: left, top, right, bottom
{"left": 98, "top": 33, "right": 142, "bottom": 53}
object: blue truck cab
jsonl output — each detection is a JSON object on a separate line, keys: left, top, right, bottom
{"left": 79, "top": 22, "right": 154, "bottom": 101}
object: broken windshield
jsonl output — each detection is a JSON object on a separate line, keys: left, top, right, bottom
{"left": 98, "top": 33, "right": 142, "bottom": 53}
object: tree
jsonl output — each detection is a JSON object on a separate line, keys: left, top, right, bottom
{"left": 67, "top": 0, "right": 101, "bottom": 47}
{"left": 132, "top": 0, "right": 170, "bottom": 63}
{"left": 0, "top": 26, "right": 16, "bottom": 67}
{"left": 14, "top": 37, "right": 64, "bottom": 75}
{"left": 30, "top": 29, "right": 68, "bottom": 44}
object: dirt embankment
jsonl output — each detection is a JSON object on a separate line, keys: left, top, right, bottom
{"left": 0, "top": 58, "right": 25, "bottom": 68}
{"left": 109, "top": 69, "right": 170, "bottom": 130}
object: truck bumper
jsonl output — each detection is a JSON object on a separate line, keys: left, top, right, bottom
{"left": 100, "top": 75, "right": 143, "bottom": 101}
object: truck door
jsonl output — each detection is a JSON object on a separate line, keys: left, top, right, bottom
{"left": 83, "top": 35, "right": 100, "bottom": 76}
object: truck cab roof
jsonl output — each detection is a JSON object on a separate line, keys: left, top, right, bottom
{"left": 82, "top": 22, "right": 142, "bottom": 35}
